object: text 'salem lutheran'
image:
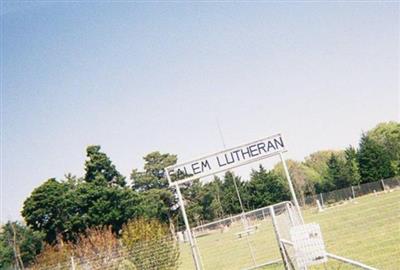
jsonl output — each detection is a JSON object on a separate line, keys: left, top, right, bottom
{"left": 173, "top": 136, "right": 284, "bottom": 179}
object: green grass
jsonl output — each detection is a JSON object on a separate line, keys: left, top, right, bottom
{"left": 178, "top": 190, "right": 400, "bottom": 270}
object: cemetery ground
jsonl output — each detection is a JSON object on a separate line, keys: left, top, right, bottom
{"left": 178, "top": 190, "right": 400, "bottom": 270}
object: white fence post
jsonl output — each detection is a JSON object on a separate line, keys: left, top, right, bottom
{"left": 380, "top": 179, "right": 385, "bottom": 191}
{"left": 70, "top": 256, "right": 76, "bottom": 270}
{"left": 319, "top": 193, "right": 324, "bottom": 208}
{"left": 351, "top": 186, "right": 356, "bottom": 200}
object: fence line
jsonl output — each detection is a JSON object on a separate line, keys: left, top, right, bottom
{"left": 303, "top": 176, "right": 400, "bottom": 209}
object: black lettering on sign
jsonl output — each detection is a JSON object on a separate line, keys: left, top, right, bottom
{"left": 191, "top": 162, "right": 201, "bottom": 174}
{"left": 177, "top": 167, "right": 188, "bottom": 177}
{"left": 267, "top": 141, "right": 276, "bottom": 152}
{"left": 274, "top": 137, "right": 284, "bottom": 149}
{"left": 249, "top": 144, "right": 259, "bottom": 157}
{"left": 201, "top": 160, "right": 211, "bottom": 171}
{"left": 217, "top": 156, "right": 226, "bottom": 167}
{"left": 257, "top": 142, "right": 267, "bottom": 154}
{"left": 225, "top": 153, "right": 235, "bottom": 165}
{"left": 241, "top": 147, "right": 251, "bottom": 160}
{"left": 232, "top": 150, "right": 241, "bottom": 161}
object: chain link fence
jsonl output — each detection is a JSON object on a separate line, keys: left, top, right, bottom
{"left": 27, "top": 235, "right": 179, "bottom": 270}
{"left": 303, "top": 177, "right": 400, "bottom": 209}
{"left": 18, "top": 177, "right": 400, "bottom": 269}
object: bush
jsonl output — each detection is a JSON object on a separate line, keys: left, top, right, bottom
{"left": 121, "top": 218, "right": 179, "bottom": 270}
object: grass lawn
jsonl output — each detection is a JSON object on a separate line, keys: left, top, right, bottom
{"left": 178, "top": 190, "right": 400, "bottom": 270}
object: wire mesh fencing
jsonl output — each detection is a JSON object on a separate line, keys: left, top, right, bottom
{"left": 274, "top": 189, "right": 400, "bottom": 270}
{"left": 25, "top": 178, "right": 400, "bottom": 270}
{"left": 28, "top": 235, "right": 180, "bottom": 270}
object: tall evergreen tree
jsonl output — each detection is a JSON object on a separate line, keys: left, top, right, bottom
{"left": 357, "top": 134, "right": 394, "bottom": 183}
{"left": 220, "top": 172, "right": 246, "bottom": 215}
{"left": 246, "top": 165, "right": 290, "bottom": 210}
{"left": 343, "top": 146, "right": 361, "bottom": 185}
{"left": 84, "top": 145, "right": 126, "bottom": 187}
{"left": 326, "top": 154, "right": 350, "bottom": 189}
{"left": 131, "top": 152, "right": 177, "bottom": 191}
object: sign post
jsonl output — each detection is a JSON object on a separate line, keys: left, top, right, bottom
{"left": 165, "top": 133, "right": 304, "bottom": 270}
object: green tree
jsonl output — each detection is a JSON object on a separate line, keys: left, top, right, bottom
{"left": 71, "top": 182, "right": 142, "bottom": 234}
{"left": 131, "top": 152, "right": 177, "bottom": 191}
{"left": 22, "top": 179, "right": 72, "bottom": 243}
{"left": 85, "top": 145, "right": 126, "bottom": 187}
{"left": 0, "top": 222, "right": 44, "bottom": 269}
{"left": 343, "top": 146, "right": 361, "bottom": 186}
{"left": 273, "top": 160, "right": 319, "bottom": 205}
{"left": 138, "top": 188, "right": 176, "bottom": 224}
{"left": 220, "top": 172, "right": 246, "bottom": 215}
{"left": 304, "top": 150, "right": 344, "bottom": 180}
{"left": 357, "top": 134, "right": 395, "bottom": 182}
{"left": 367, "top": 122, "right": 400, "bottom": 175}
{"left": 326, "top": 153, "right": 350, "bottom": 190}
{"left": 246, "top": 165, "right": 290, "bottom": 210}
{"left": 22, "top": 178, "right": 141, "bottom": 244}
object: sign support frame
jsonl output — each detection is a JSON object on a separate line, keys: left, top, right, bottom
{"left": 165, "top": 134, "right": 305, "bottom": 270}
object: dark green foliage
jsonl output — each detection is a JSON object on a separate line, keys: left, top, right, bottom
{"left": 0, "top": 222, "right": 44, "bottom": 268}
{"left": 357, "top": 134, "right": 395, "bottom": 183}
{"left": 131, "top": 152, "right": 177, "bottom": 191}
{"left": 22, "top": 178, "right": 141, "bottom": 244}
{"left": 22, "top": 179, "right": 71, "bottom": 243}
{"left": 220, "top": 172, "right": 246, "bottom": 215}
{"left": 326, "top": 154, "right": 351, "bottom": 190}
{"left": 138, "top": 189, "right": 176, "bottom": 224}
{"left": 85, "top": 145, "right": 126, "bottom": 187}
{"left": 246, "top": 166, "right": 290, "bottom": 210}
{"left": 343, "top": 146, "right": 361, "bottom": 186}
{"left": 367, "top": 122, "right": 400, "bottom": 175}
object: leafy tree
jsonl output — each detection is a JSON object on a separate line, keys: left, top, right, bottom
{"left": 304, "top": 150, "right": 344, "bottom": 179}
{"left": 367, "top": 122, "right": 400, "bottom": 175}
{"left": 357, "top": 134, "right": 395, "bottom": 182}
{"left": 138, "top": 188, "right": 176, "bottom": 225}
{"left": 198, "top": 178, "right": 225, "bottom": 222}
{"left": 131, "top": 152, "right": 177, "bottom": 191}
{"left": 326, "top": 153, "right": 350, "bottom": 189}
{"left": 246, "top": 165, "right": 290, "bottom": 210}
{"left": 273, "top": 160, "right": 319, "bottom": 205}
{"left": 22, "top": 179, "right": 72, "bottom": 244}
{"left": 22, "top": 178, "right": 141, "bottom": 244}
{"left": 343, "top": 146, "right": 361, "bottom": 186}
{"left": 71, "top": 182, "right": 142, "bottom": 234}
{"left": 220, "top": 172, "right": 247, "bottom": 215}
{"left": 85, "top": 145, "right": 126, "bottom": 187}
{"left": 0, "top": 222, "right": 44, "bottom": 269}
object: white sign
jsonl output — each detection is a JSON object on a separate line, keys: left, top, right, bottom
{"left": 165, "top": 133, "right": 286, "bottom": 185}
{"left": 290, "top": 223, "right": 327, "bottom": 269}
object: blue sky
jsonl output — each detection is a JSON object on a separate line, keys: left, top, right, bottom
{"left": 1, "top": 2, "right": 399, "bottom": 222}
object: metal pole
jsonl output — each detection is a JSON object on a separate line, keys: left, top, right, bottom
{"left": 174, "top": 183, "right": 202, "bottom": 270}
{"left": 326, "top": 253, "right": 378, "bottom": 270}
{"left": 319, "top": 193, "right": 324, "bottom": 208}
{"left": 351, "top": 186, "right": 356, "bottom": 200}
{"left": 269, "top": 206, "right": 290, "bottom": 270}
{"left": 279, "top": 152, "right": 304, "bottom": 224}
